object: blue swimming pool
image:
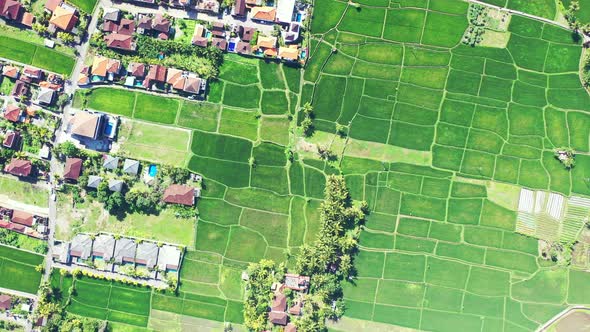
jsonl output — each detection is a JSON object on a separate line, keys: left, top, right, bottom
{"left": 228, "top": 41, "right": 236, "bottom": 52}
{"left": 296, "top": 13, "right": 302, "bottom": 22}
{"left": 104, "top": 122, "right": 113, "bottom": 136}
{"left": 149, "top": 164, "right": 157, "bottom": 177}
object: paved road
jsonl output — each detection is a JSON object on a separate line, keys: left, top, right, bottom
{"left": 467, "top": 0, "right": 569, "bottom": 29}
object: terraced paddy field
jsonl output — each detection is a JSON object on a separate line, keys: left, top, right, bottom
{"left": 64, "top": 1, "right": 590, "bottom": 331}
{"left": 0, "top": 245, "right": 43, "bottom": 294}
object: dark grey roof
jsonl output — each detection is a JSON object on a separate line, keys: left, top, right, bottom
{"left": 87, "top": 175, "right": 102, "bottom": 189}
{"left": 123, "top": 159, "right": 139, "bottom": 175}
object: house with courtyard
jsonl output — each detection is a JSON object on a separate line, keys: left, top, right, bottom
{"left": 92, "top": 234, "right": 115, "bottom": 261}
{"left": 48, "top": 3, "right": 78, "bottom": 33}
{"left": 4, "top": 158, "right": 31, "bottom": 177}
{"left": 135, "top": 241, "right": 158, "bottom": 271}
{"left": 69, "top": 233, "right": 92, "bottom": 264}
{"left": 163, "top": 184, "right": 195, "bottom": 206}
{"left": 284, "top": 273, "right": 310, "bottom": 292}
{"left": 156, "top": 244, "right": 181, "bottom": 273}
{"left": 63, "top": 157, "right": 82, "bottom": 182}
{"left": 113, "top": 237, "right": 136, "bottom": 265}
{"left": 212, "top": 37, "right": 227, "bottom": 51}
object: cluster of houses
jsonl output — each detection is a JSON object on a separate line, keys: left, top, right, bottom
{"left": 100, "top": 9, "right": 174, "bottom": 51}
{"left": 268, "top": 273, "right": 310, "bottom": 331}
{"left": 0, "top": 0, "right": 81, "bottom": 38}
{"left": 189, "top": 0, "right": 307, "bottom": 63}
{"left": 0, "top": 207, "right": 48, "bottom": 239}
{"left": 0, "top": 293, "right": 33, "bottom": 320}
{"left": 79, "top": 55, "right": 206, "bottom": 97}
{"left": 1, "top": 63, "right": 64, "bottom": 107}
{"left": 52, "top": 233, "right": 183, "bottom": 281}
{"left": 61, "top": 152, "right": 200, "bottom": 205}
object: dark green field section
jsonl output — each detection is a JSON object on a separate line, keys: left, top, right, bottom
{"left": 0, "top": 36, "right": 75, "bottom": 75}
{"left": 0, "top": 245, "right": 43, "bottom": 294}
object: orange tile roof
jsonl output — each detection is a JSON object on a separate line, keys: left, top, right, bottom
{"left": 251, "top": 6, "right": 276, "bottom": 21}
{"left": 49, "top": 6, "right": 77, "bottom": 31}
{"left": 257, "top": 35, "right": 277, "bottom": 49}
{"left": 278, "top": 46, "right": 299, "bottom": 60}
{"left": 91, "top": 56, "right": 108, "bottom": 77}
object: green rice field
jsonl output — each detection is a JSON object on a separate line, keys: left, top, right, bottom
{"left": 60, "top": 1, "right": 590, "bottom": 331}
{"left": 0, "top": 36, "right": 75, "bottom": 75}
{"left": 0, "top": 245, "right": 43, "bottom": 294}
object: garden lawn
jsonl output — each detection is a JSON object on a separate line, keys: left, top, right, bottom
{"left": 118, "top": 120, "right": 191, "bottom": 166}
{"left": 0, "top": 176, "right": 48, "bottom": 207}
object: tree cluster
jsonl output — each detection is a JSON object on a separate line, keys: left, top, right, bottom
{"left": 462, "top": 4, "right": 487, "bottom": 47}
{"left": 243, "top": 259, "right": 283, "bottom": 331}
{"left": 301, "top": 102, "right": 314, "bottom": 137}
{"left": 293, "top": 175, "right": 366, "bottom": 331}
{"left": 554, "top": 147, "right": 576, "bottom": 169}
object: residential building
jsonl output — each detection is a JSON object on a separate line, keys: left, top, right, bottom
{"left": 64, "top": 157, "right": 83, "bottom": 181}
{"left": 117, "top": 18, "right": 135, "bottom": 35}
{"left": 20, "top": 12, "right": 33, "bottom": 27}
{"left": 91, "top": 56, "right": 109, "bottom": 77}
{"left": 102, "top": 7, "right": 120, "bottom": 22}
{"left": 104, "top": 33, "right": 135, "bottom": 51}
{"left": 269, "top": 292, "right": 288, "bottom": 325}
{"left": 69, "top": 233, "right": 92, "bottom": 262}
{"left": 2, "top": 65, "right": 19, "bottom": 79}
{"left": 163, "top": 184, "right": 195, "bottom": 206}
{"left": 152, "top": 14, "right": 170, "bottom": 34}
{"left": 197, "top": 0, "right": 219, "bottom": 13}
{"left": 102, "top": 20, "right": 118, "bottom": 32}
{"left": 44, "top": 0, "right": 60, "bottom": 12}
{"left": 4, "top": 158, "right": 31, "bottom": 177}
{"left": 11, "top": 210, "right": 34, "bottom": 227}
{"left": 3, "top": 104, "right": 21, "bottom": 122}
{"left": 2, "top": 130, "right": 19, "bottom": 149}
{"left": 136, "top": 15, "right": 152, "bottom": 34}
{"left": 108, "top": 179, "right": 124, "bottom": 192}
{"left": 23, "top": 67, "right": 43, "bottom": 81}
{"left": 135, "top": 242, "right": 158, "bottom": 269}
{"left": 143, "top": 64, "right": 167, "bottom": 89}
{"left": 69, "top": 111, "right": 105, "bottom": 140}
{"left": 212, "top": 37, "right": 227, "bottom": 51}
{"left": 11, "top": 80, "right": 28, "bottom": 100}
{"left": 251, "top": 6, "right": 276, "bottom": 22}
{"left": 123, "top": 159, "right": 140, "bottom": 175}
{"left": 284, "top": 274, "right": 310, "bottom": 291}
{"left": 232, "top": 0, "right": 245, "bottom": 17}
{"left": 52, "top": 241, "right": 70, "bottom": 264}
{"left": 283, "top": 22, "right": 300, "bottom": 43}
{"left": 0, "top": 0, "right": 22, "bottom": 21}
{"left": 157, "top": 245, "right": 181, "bottom": 272}
{"left": 35, "top": 87, "right": 56, "bottom": 106}
{"left": 0, "top": 295, "right": 11, "bottom": 311}
{"left": 236, "top": 41, "right": 252, "bottom": 55}
{"left": 239, "top": 26, "right": 256, "bottom": 42}
{"left": 102, "top": 155, "right": 119, "bottom": 170}
{"left": 113, "top": 237, "right": 136, "bottom": 264}
{"left": 87, "top": 175, "right": 102, "bottom": 189}
{"left": 276, "top": 0, "right": 295, "bottom": 24}
{"left": 127, "top": 63, "right": 146, "bottom": 78}
{"left": 192, "top": 24, "right": 208, "bottom": 47}
{"left": 285, "top": 323, "right": 297, "bottom": 332}
{"left": 257, "top": 35, "right": 277, "bottom": 49}
{"left": 278, "top": 46, "right": 299, "bottom": 61}
{"left": 211, "top": 21, "right": 225, "bottom": 38}
{"left": 92, "top": 234, "right": 115, "bottom": 260}
{"left": 49, "top": 4, "right": 77, "bottom": 32}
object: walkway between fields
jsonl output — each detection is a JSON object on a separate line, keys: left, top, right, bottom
{"left": 53, "top": 262, "right": 169, "bottom": 289}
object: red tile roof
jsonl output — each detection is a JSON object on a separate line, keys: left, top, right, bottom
{"left": 102, "top": 20, "right": 119, "bottom": 32}
{"left": 268, "top": 311, "right": 287, "bottom": 326}
{"left": 4, "top": 158, "right": 32, "bottom": 177}
{"left": 271, "top": 293, "right": 287, "bottom": 312}
{"left": 21, "top": 11, "right": 34, "bottom": 27}
{"left": 152, "top": 14, "right": 170, "bottom": 33}
{"left": 44, "top": 0, "right": 61, "bottom": 12}
{"left": 64, "top": 157, "right": 83, "bottom": 180}
{"left": 0, "top": 0, "right": 22, "bottom": 20}
{"left": 3, "top": 131, "right": 18, "bottom": 148}
{"left": 4, "top": 104, "right": 21, "bottom": 122}
{"left": 11, "top": 210, "right": 33, "bottom": 227}
{"left": 117, "top": 18, "right": 135, "bottom": 35}
{"left": 105, "top": 33, "right": 134, "bottom": 51}
{"left": 163, "top": 184, "right": 194, "bottom": 206}
{"left": 0, "top": 294, "right": 11, "bottom": 311}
